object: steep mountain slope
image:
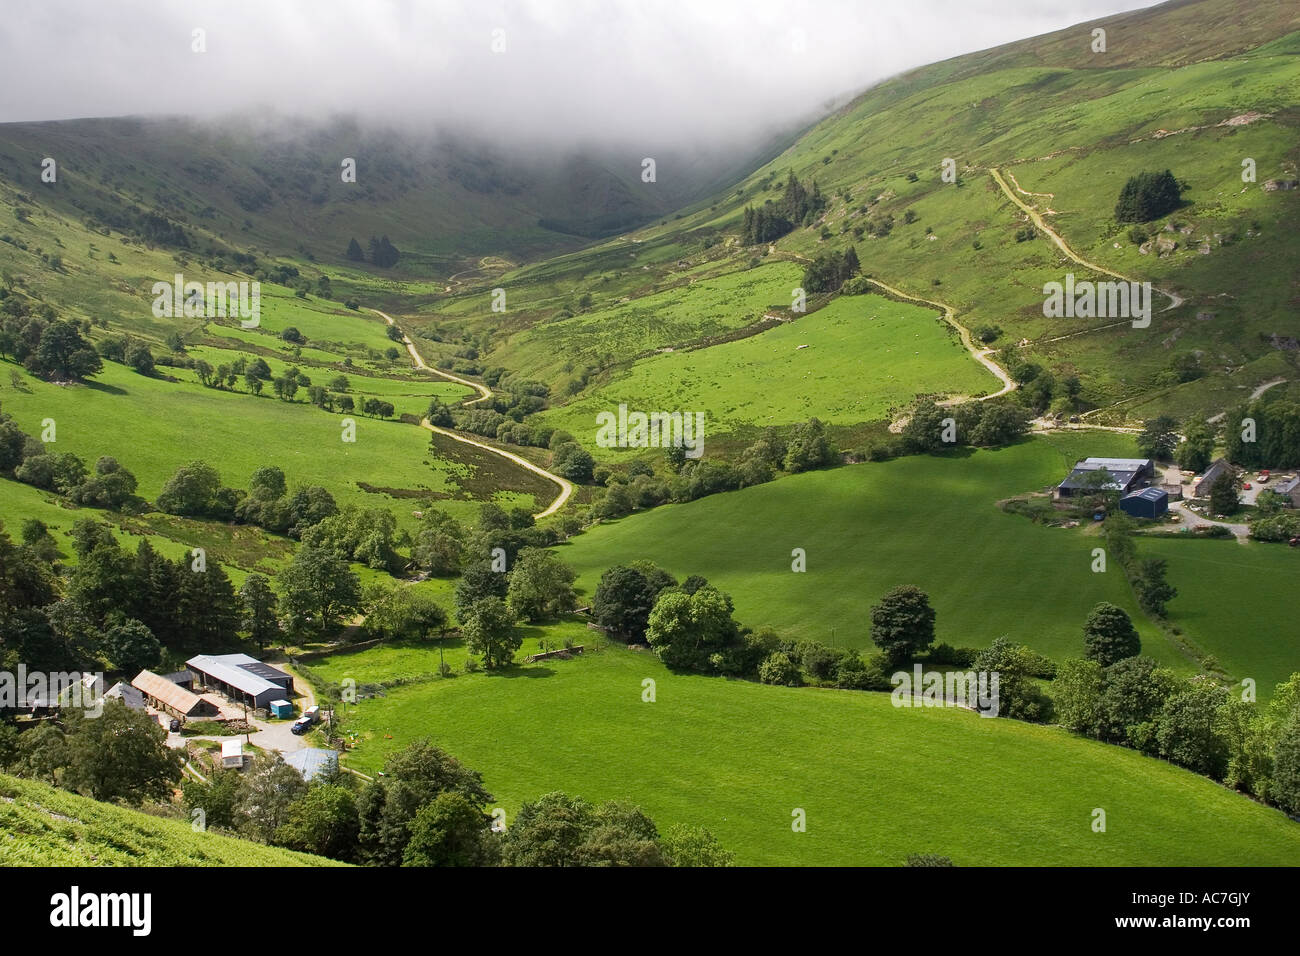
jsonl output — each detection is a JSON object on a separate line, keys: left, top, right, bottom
{"left": 426, "top": 0, "right": 1299, "bottom": 432}
{"left": 0, "top": 114, "right": 794, "bottom": 272}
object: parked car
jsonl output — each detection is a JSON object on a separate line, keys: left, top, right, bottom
{"left": 291, "top": 716, "right": 313, "bottom": 736}
{"left": 169, "top": 718, "right": 180, "bottom": 732}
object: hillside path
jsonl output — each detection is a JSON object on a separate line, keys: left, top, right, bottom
{"left": 863, "top": 277, "right": 1016, "bottom": 402}
{"left": 370, "top": 308, "right": 572, "bottom": 518}
{"left": 774, "top": 251, "right": 1014, "bottom": 403}
{"left": 989, "top": 166, "right": 1183, "bottom": 311}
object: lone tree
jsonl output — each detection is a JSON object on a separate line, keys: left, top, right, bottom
{"left": 869, "top": 585, "right": 936, "bottom": 666}
{"left": 1209, "top": 468, "right": 1240, "bottom": 516}
{"left": 1083, "top": 602, "right": 1141, "bottom": 667}
{"left": 1137, "top": 415, "right": 1179, "bottom": 461}
{"left": 1134, "top": 558, "right": 1177, "bottom": 617}
{"left": 461, "top": 597, "right": 520, "bottom": 669}
{"left": 239, "top": 574, "right": 280, "bottom": 652}
{"left": 591, "top": 565, "right": 658, "bottom": 641}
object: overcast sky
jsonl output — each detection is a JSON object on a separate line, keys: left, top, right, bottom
{"left": 0, "top": 0, "right": 1161, "bottom": 146}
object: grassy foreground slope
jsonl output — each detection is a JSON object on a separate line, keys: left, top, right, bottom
{"left": 0, "top": 773, "right": 342, "bottom": 867}
{"left": 325, "top": 647, "right": 1300, "bottom": 866}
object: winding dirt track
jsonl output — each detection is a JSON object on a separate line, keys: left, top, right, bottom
{"left": 862, "top": 277, "right": 1016, "bottom": 402}
{"left": 776, "top": 250, "right": 1015, "bottom": 403}
{"left": 371, "top": 308, "right": 573, "bottom": 519}
{"left": 989, "top": 166, "right": 1183, "bottom": 312}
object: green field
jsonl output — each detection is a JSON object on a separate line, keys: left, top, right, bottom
{"left": 487, "top": 261, "right": 805, "bottom": 389}
{"left": 539, "top": 293, "right": 995, "bottom": 445}
{"left": 556, "top": 433, "right": 1193, "bottom": 664}
{"left": 0, "top": 773, "right": 342, "bottom": 866}
{"left": 317, "top": 644, "right": 1300, "bottom": 866}
{"left": 1137, "top": 536, "right": 1300, "bottom": 696}
{"left": 0, "top": 360, "right": 538, "bottom": 530}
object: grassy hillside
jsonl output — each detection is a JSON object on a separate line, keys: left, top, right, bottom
{"left": 0, "top": 117, "right": 739, "bottom": 269}
{"left": 402, "top": 0, "right": 1299, "bottom": 440}
{"left": 539, "top": 293, "right": 994, "bottom": 446}
{"left": 0, "top": 773, "right": 342, "bottom": 866}
{"left": 319, "top": 644, "right": 1300, "bottom": 866}
{"left": 558, "top": 432, "right": 1188, "bottom": 660}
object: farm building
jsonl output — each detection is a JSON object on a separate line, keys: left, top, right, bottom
{"left": 221, "top": 739, "right": 245, "bottom": 769}
{"left": 1195, "top": 459, "right": 1232, "bottom": 497}
{"left": 186, "top": 654, "right": 293, "bottom": 710}
{"left": 103, "top": 681, "right": 144, "bottom": 711}
{"left": 284, "top": 748, "right": 339, "bottom": 782}
{"left": 1056, "top": 458, "right": 1155, "bottom": 498}
{"left": 270, "top": 699, "right": 294, "bottom": 719}
{"left": 1272, "top": 476, "right": 1300, "bottom": 507}
{"left": 1120, "top": 487, "right": 1169, "bottom": 519}
{"left": 131, "top": 670, "right": 216, "bottom": 718}
{"left": 162, "top": 670, "right": 195, "bottom": 690}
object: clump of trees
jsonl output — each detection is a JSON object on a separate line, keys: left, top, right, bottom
{"left": 900, "top": 399, "right": 1031, "bottom": 454}
{"left": 1136, "top": 415, "right": 1180, "bottom": 461}
{"left": 0, "top": 311, "right": 101, "bottom": 381}
{"left": 1, "top": 701, "right": 183, "bottom": 805}
{"left": 740, "top": 171, "right": 826, "bottom": 244}
{"left": 367, "top": 235, "right": 401, "bottom": 268}
{"left": 801, "top": 246, "right": 861, "bottom": 293}
{"left": 177, "top": 737, "right": 736, "bottom": 866}
{"left": 1055, "top": 660, "right": 1300, "bottom": 813}
{"left": 15, "top": 451, "right": 141, "bottom": 511}
{"left": 1225, "top": 399, "right": 1300, "bottom": 469}
{"left": 1114, "top": 169, "right": 1184, "bottom": 223}
{"left": 0, "top": 517, "right": 242, "bottom": 673}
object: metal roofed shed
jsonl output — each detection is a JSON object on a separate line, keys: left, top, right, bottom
{"left": 270, "top": 699, "right": 294, "bottom": 719}
{"left": 1056, "top": 458, "right": 1155, "bottom": 498}
{"left": 186, "top": 654, "right": 294, "bottom": 709}
{"left": 1120, "top": 486, "right": 1169, "bottom": 519}
{"left": 131, "top": 670, "right": 216, "bottom": 718}
{"left": 285, "top": 748, "right": 339, "bottom": 782}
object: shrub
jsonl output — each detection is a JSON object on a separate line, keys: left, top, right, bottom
{"left": 758, "top": 651, "right": 800, "bottom": 687}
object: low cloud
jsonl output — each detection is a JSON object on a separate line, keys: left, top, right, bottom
{"left": 0, "top": 0, "right": 1160, "bottom": 149}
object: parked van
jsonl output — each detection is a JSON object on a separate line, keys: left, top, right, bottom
{"left": 291, "top": 716, "right": 313, "bottom": 736}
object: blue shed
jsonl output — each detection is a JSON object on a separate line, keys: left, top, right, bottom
{"left": 270, "top": 699, "right": 294, "bottom": 719}
{"left": 1120, "top": 487, "right": 1168, "bottom": 519}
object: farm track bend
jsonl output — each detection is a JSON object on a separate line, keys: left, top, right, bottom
{"left": 774, "top": 250, "right": 1015, "bottom": 404}
{"left": 370, "top": 308, "right": 573, "bottom": 519}
{"left": 989, "top": 166, "right": 1184, "bottom": 312}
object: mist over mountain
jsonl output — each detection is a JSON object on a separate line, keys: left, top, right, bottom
{"left": 2, "top": 1, "right": 1159, "bottom": 150}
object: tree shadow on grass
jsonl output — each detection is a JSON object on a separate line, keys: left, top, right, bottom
{"left": 84, "top": 379, "right": 127, "bottom": 396}
{"left": 492, "top": 665, "right": 556, "bottom": 679}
